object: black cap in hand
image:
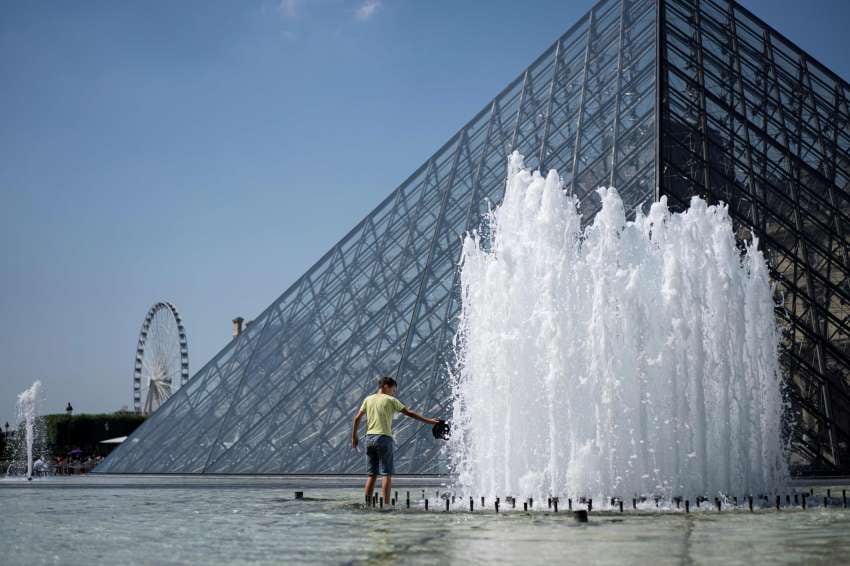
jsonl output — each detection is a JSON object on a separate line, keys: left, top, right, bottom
{"left": 432, "top": 419, "right": 450, "bottom": 440}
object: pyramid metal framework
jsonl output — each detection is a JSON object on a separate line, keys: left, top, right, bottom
{"left": 98, "top": 0, "right": 850, "bottom": 476}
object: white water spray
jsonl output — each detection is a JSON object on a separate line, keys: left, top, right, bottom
{"left": 449, "top": 153, "right": 788, "bottom": 501}
{"left": 15, "top": 380, "right": 42, "bottom": 479}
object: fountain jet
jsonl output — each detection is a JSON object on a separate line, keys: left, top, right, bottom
{"left": 449, "top": 153, "right": 788, "bottom": 501}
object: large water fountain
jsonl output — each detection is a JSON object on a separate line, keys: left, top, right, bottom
{"left": 449, "top": 153, "right": 788, "bottom": 502}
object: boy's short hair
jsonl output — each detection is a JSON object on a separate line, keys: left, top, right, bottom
{"left": 378, "top": 376, "right": 397, "bottom": 389}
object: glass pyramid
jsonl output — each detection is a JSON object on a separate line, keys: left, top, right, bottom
{"left": 98, "top": 0, "right": 850, "bottom": 476}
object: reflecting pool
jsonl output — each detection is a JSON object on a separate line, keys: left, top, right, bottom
{"left": 1, "top": 476, "right": 849, "bottom": 565}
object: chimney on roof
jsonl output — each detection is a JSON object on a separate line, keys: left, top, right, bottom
{"left": 232, "top": 317, "right": 245, "bottom": 337}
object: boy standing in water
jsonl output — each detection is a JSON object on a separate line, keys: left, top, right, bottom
{"left": 351, "top": 376, "right": 440, "bottom": 503}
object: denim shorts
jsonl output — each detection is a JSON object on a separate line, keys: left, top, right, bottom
{"left": 365, "top": 434, "right": 394, "bottom": 475}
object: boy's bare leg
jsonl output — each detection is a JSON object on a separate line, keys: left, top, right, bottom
{"left": 364, "top": 475, "right": 377, "bottom": 500}
{"left": 381, "top": 475, "right": 392, "bottom": 502}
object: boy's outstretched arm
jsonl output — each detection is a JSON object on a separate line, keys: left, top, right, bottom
{"left": 401, "top": 407, "right": 440, "bottom": 426}
{"left": 352, "top": 408, "right": 365, "bottom": 449}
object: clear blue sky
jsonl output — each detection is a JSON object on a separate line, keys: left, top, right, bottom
{"left": 2, "top": 0, "right": 849, "bottom": 428}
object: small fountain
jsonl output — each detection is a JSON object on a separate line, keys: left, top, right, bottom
{"left": 449, "top": 153, "right": 788, "bottom": 502}
{"left": 8, "top": 380, "right": 44, "bottom": 480}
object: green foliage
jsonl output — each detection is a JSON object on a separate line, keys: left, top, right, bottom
{"left": 43, "top": 413, "right": 146, "bottom": 456}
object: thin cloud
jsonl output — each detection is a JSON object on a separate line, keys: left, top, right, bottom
{"left": 354, "top": 0, "right": 381, "bottom": 21}
{"left": 279, "top": 0, "right": 298, "bottom": 18}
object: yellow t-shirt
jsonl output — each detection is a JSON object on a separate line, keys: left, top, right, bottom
{"left": 360, "top": 393, "right": 406, "bottom": 436}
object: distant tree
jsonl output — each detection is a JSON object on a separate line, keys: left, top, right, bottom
{"left": 44, "top": 413, "right": 146, "bottom": 458}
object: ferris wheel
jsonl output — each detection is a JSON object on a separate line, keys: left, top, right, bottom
{"left": 133, "top": 302, "right": 189, "bottom": 415}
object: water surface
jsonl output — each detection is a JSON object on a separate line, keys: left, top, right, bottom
{"left": 2, "top": 476, "right": 848, "bottom": 565}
